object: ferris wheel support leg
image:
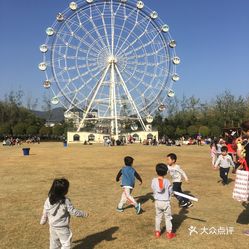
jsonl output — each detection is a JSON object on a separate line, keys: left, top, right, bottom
{"left": 114, "top": 65, "right": 147, "bottom": 132}
{"left": 77, "top": 65, "right": 111, "bottom": 132}
{"left": 110, "top": 62, "right": 119, "bottom": 137}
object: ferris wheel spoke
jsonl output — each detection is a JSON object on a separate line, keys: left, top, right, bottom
{"left": 121, "top": 67, "right": 155, "bottom": 92}
{"left": 114, "top": 1, "right": 127, "bottom": 51}
{"left": 55, "top": 33, "right": 78, "bottom": 51}
{"left": 74, "top": 66, "right": 108, "bottom": 107}
{"left": 115, "top": 64, "right": 147, "bottom": 131}
{"left": 77, "top": 65, "right": 111, "bottom": 131}
{"left": 126, "top": 61, "right": 157, "bottom": 67}
{"left": 72, "top": 32, "right": 101, "bottom": 55}
{"left": 63, "top": 17, "right": 103, "bottom": 54}
{"left": 77, "top": 62, "right": 98, "bottom": 70}
{"left": 93, "top": 2, "right": 111, "bottom": 54}
{"left": 87, "top": 5, "right": 111, "bottom": 52}
{"left": 120, "top": 34, "right": 163, "bottom": 61}
{"left": 116, "top": 19, "right": 153, "bottom": 57}
{"left": 110, "top": 0, "right": 115, "bottom": 56}
{"left": 115, "top": 9, "right": 142, "bottom": 56}
{"left": 70, "top": 71, "right": 104, "bottom": 100}
{"left": 75, "top": 12, "right": 102, "bottom": 48}
{"left": 73, "top": 66, "right": 103, "bottom": 84}
{"left": 116, "top": 5, "right": 146, "bottom": 50}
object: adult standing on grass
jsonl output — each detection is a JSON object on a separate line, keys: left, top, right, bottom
{"left": 238, "top": 121, "right": 249, "bottom": 236}
{"left": 240, "top": 121, "right": 249, "bottom": 167}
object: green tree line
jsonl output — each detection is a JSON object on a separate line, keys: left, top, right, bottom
{"left": 0, "top": 91, "right": 67, "bottom": 138}
{"left": 153, "top": 91, "right": 249, "bottom": 138}
{"left": 0, "top": 90, "right": 248, "bottom": 138}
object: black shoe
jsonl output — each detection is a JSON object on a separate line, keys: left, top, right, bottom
{"left": 187, "top": 201, "right": 193, "bottom": 207}
{"left": 180, "top": 201, "right": 188, "bottom": 207}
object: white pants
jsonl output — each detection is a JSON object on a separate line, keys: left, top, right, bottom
{"left": 155, "top": 200, "right": 172, "bottom": 232}
{"left": 211, "top": 155, "right": 217, "bottom": 166}
{"left": 118, "top": 187, "right": 137, "bottom": 209}
{"left": 50, "top": 226, "right": 72, "bottom": 249}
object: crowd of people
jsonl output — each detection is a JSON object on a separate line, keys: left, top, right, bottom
{"left": 210, "top": 130, "right": 247, "bottom": 171}
{"left": 2, "top": 136, "right": 41, "bottom": 146}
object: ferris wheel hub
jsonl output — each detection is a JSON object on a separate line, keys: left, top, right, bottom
{"left": 108, "top": 56, "right": 117, "bottom": 64}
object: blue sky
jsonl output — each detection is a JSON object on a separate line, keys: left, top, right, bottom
{"left": 0, "top": 0, "right": 248, "bottom": 109}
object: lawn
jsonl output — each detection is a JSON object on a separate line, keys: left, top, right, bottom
{"left": 0, "top": 142, "right": 248, "bottom": 249}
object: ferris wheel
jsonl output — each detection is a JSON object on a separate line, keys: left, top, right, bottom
{"left": 39, "top": 0, "right": 180, "bottom": 135}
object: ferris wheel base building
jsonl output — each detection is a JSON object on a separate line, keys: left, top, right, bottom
{"left": 67, "top": 131, "right": 158, "bottom": 144}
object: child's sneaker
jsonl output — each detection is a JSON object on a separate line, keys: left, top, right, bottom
{"left": 187, "top": 201, "right": 193, "bottom": 207}
{"left": 155, "top": 231, "right": 161, "bottom": 238}
{"left": 135, "top": 203, "right": 141, "bottom": 214}
{"left": 243, "top": 230, "right": 249, "bottom": 236}
{"left": 116, "top": 207, "right": 124, "bottom": 212}
{"left": 166, "top": 232, "right": 176, "bottom": 239}
{"left": 180, "top": 201, "right": 188, "bottom": 207}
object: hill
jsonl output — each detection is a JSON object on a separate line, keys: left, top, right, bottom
{"left": 32, "top": 107, "right": 65, "bottom": 122}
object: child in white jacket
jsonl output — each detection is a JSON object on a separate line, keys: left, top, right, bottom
{"left": 40, "top": 178, "right": 88, "bottom": 249}
{"left": 215, "top": 146, "right": 235, "bottom": 185}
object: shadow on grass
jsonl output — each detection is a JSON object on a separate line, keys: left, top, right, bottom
{"left": 73, "top": 226, "right": 119, "bottom": 249}
{"left": 217, "top": 178, "right": 234, "bottom": 185}
{"left": 237, "top": 202, "right": 249, "bottom": 224}
{"left": 123, "top": 192, "right": 154, "bottom": 213}
{"left": 171, "top": 209, "right": 207, "bottom": 233}
{"left": 170, "top": 191, "right": 206, "bottom": 233}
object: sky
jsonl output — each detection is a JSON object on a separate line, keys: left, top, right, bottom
{"left": 0, "top": 0, "right": 248, "bottom": 109}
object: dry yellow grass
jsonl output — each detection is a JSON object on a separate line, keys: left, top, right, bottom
{"left": 0, "top": 142, "right": 248, "bottom": 249}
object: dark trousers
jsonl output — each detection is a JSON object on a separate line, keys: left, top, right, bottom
{"left": 219, "top": 167, "right": 230, "bottom": 184}
{"left": 173, "top": 182, "right": 189, "bottom": 204}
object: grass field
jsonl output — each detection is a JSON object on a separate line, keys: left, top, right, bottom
{"left": 1, "top": 142, "right": 249, "bottom": 249}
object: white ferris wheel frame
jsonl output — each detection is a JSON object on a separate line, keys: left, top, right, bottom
{"left": 39, "top": 0, "right": 180, "bottom": 136}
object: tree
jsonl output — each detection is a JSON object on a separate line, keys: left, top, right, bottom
{"left": 162, "top": 125, "right": 175, "bottom": 138}
{"left": 199, "top": 126, "right": 210, "bottom": 137}
{"left": 210, "top": 126, "right": 222, "bottom": 137}
{"left": 4, "top": 89, "right": 24, "bottom": 107}
{"left": 175, "top": 127, "right": 186, "bottom": 137}
{"left": 26, "top": 95, "right": 38, "bottom": 110}
{"left": 42, "top": 93, "right": 52, "bottom": 121}
{"left": 26, "top": 125, "right": 39, "bottom": 135}
{"left": 213, "top": 91, "right": 247, "bottom": 128}
{"left": 39, "top": 126, "right": 52, "bottom": 136}
{"left": 187, "top": 125, "right": 199, "bottom": 137}
{"left": 12, "top": 123, "right": 27, "bottom": 135}
{"left": 53, "top": 124, "right": 65, "bottom": 136}
{"left": 0, "top": 124, "right": 12, "bottom": 135}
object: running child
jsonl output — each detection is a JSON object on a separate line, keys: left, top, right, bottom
{"left": 151, "top": 163, "right": 176, "bottom": 239}
{"left": 40, "top": 178, "right": 88, "bottom": 249}
{"left": 166, "top": 153, "right": 192, "bottom": 208}
{"left": 215, "top": 146, "right": 235, "bottom": 185}
{"left": 116, "top": 156, "right": 142, "bottom": 214}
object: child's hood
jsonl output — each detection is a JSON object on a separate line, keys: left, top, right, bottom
{"left": 45, "top": 198, "right": 65, "bottom": 216}
{"left": 152, "top": 178, "right": 166, "bottom": 193}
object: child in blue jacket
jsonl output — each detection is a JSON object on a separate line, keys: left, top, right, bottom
{"left": 116, "top": 156, "right": 142, "bottom": 214}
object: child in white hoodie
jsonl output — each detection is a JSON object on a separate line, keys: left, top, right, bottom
{"left": 40, "top": 178, "right": 88, "bottom": 249}
{"left": 151, "top": 163, "right": 176, "bottom": 239}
